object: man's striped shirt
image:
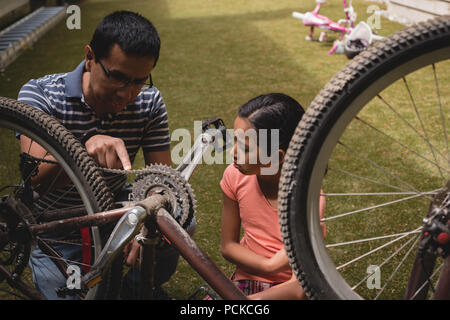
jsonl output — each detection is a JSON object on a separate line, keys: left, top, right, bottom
{"left": 18, "top": 61, "right": 170, "bottom": 212}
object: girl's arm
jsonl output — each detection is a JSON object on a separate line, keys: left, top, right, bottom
{"left": 220, "top": 192, "right": 289, "bottom": 275}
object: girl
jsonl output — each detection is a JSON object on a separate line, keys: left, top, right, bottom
{"left": 220, "top": 93, "right": 326, "bottom": 299}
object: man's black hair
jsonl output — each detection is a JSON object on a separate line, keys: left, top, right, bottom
{"left": 90, "top": 11, "right": 160, "bottom": 66}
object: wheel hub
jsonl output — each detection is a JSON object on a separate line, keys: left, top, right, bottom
{"left": 420, "top": 182, "right": 450, "bottom": 258}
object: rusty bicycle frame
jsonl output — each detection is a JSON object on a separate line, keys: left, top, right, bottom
{"left": 0, "top": 117, "right": 247, "bottom": 300}
{"left": 0, "top": 194, "right": 247, "bottom": 300}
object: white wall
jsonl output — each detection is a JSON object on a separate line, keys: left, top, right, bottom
{"left": 0, "top": 0, "right": 29, "bottom": 20}
{"left": 381, "top": 0, "right": 450, "bottom": 25}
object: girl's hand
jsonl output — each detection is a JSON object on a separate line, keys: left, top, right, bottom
{"left": 263, "top": 248, "right": 290, "bottom": 273}
{"left": 248, "top": 273, "right": 307, "bottom": 300}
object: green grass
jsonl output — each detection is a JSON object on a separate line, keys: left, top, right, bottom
{"left": 0, "top": 0, "right": 423, "bottom": 300}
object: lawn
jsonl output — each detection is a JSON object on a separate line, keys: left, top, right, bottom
{"left": 0, "top": 0, "right": 409, "bottom": 299}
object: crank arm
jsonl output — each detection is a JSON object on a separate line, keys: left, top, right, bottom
{"left": 176, "top": 132, "right": 215, "bottom": 182}
{"left": 176, "top": 117, "right": 231, "bottom": 181}
{"left": 82, "top": 206, "right": 147, "bottom": 288}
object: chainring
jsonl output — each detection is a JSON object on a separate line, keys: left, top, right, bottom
{"left": 128, "top": 164, "right": 196, "bottom": 229}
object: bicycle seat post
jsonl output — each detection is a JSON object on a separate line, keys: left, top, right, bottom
{"left": 138, "top": 206, "right": 161, "bottom": 300}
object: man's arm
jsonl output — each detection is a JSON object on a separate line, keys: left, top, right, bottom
{"left": 20, "top": 135, "right": 71, "bottom": 195}
{"left": 20, "top": 133, "right": 133, "bottom": 195}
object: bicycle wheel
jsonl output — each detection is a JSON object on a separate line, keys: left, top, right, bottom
{"left": 279, "top": 16, "right": 450, "bottom": 299}
{"left": 0, "top": 97, "right": 118, "bottom": 299}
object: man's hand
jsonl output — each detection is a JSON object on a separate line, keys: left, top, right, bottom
{"left": 84, "top": 134, "right": 131, "bottom": 170}
{"left": 123, "top": 239, "right": 141, "bottom": 268}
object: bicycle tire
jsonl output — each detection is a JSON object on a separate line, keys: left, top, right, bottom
{"left": 279, "top": 16, "right": 450, "bottom": 299}
{"left": 0, "top": 97, "right": 120, "bottom": 299}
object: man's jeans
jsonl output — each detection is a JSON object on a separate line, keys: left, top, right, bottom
{"left": 30, "top": 242, "right": 81, "bottom": 300}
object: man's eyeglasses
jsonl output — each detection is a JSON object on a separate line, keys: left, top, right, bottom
{"left": 97, "top": 59, "right": 153, "bottom": 89}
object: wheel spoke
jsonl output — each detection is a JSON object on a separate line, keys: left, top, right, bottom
{"left": 322, "top": 191, "right": 438, "bottom": 222}
{"left": 329, "top": 167, "right": 411, "bottom": 192}
{"left": 337, "top": 141, "right": 433, "bottom": 201}
{"left": 377, "top": 94, "right": 448, "bottom": 164}
{"left": 355, "top": 116, "right": 449, "bottom": 175}
{"left": 40, "top": 166, "right": 65, "bottom": 197}
{"left": 336, "top": 227, "right": 422, "bottom": 270}
{"left": 350, "top": 234, "right": 419, "bottom": 291}
{"left": 402, "top": 76, "right": 445, "bottom": 179}
{"left": 326, "top": 229, "right": 422, "bottom": 248}
{"left": 374, "top": 235, "right": 420, "bottom": 299}
{"left": 35, "top": 184, "right": 78, "bottom": 221}
{"left": 323, "top": 191, "right": 440, "bottom": 197}
{"left": 32, "top": 251, "right": 91, "bottom": 270}
{"left": 432, "top": 64, "right": 449, "bottom": 166}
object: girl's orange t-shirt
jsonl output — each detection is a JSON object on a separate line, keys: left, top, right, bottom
{"left": 220, "top": 164, "right": 292, "bottom": 283}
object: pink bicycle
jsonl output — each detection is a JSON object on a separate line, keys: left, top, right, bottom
{"left": 293, "top": 0, "right": 381, "bottom": 57}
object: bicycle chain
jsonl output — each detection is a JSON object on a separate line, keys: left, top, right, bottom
{"left": 99, "top": 166, "right": 173, "bottom": 176}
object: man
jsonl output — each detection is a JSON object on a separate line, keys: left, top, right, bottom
{"left": 18, "top": 11, "right": 188, "bottom": 299}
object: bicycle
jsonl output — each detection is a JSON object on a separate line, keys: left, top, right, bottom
{"left": 0, "top": 100, "right": 244, "bottom": 300}
{"left": 292, "top": 0, "right": 382, "bottom": 56}
{"left": 279, "top": 15, "right": 450, "bottom": 299}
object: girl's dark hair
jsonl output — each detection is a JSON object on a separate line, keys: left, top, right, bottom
{"left": 238, "top": 93, "right": 305, "bottom": 152}
{"left": 90, "top": 11, "right": 160, "bottom": 66}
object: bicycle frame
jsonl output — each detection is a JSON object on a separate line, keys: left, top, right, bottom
{"left": 0, "top": 194, "right": 246, "bottom": 300}
{"left": 0, "top": 117, "right": 246, "bottom": 300}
